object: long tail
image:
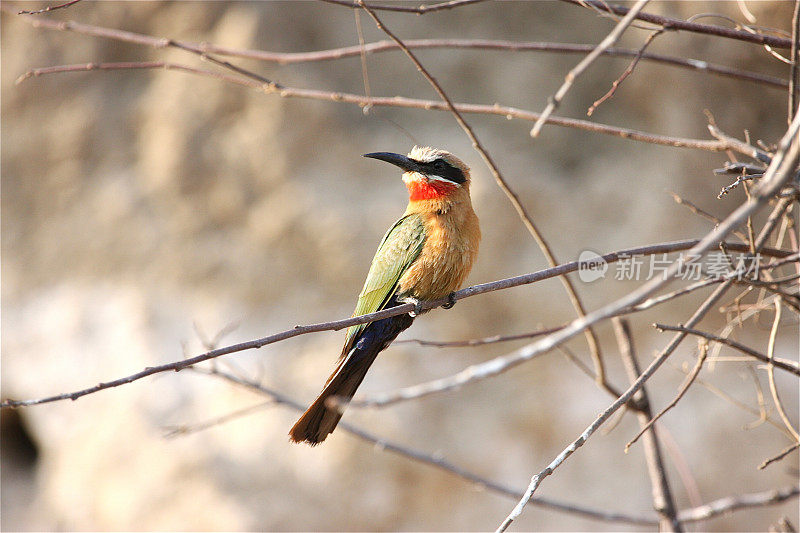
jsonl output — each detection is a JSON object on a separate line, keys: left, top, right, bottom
{"left": 289, "top": 309, "right": 414, "bottom": 445}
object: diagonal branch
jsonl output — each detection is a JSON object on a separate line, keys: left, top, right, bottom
{"left": 530, "top": 0, "right": 650, "bottom": 137}
{"left": 624, "top": 340, "right": 708, "bottom": 452}
{"left": 319, "top": 0, "right": 486, "bottom": 14}
{"left": 563, "top": 0, "right": 794, "bottom": 49}
{"left": 615, "top": 318, "right": 682, "bottom": 532}
{"left": 16, "top": 0, "right": 82, "bottom": 15}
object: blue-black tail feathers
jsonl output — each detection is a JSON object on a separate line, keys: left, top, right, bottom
{"left": 289, "top": 297, "right": 414, "bottom": 445}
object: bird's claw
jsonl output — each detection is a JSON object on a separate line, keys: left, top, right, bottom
{"left": 401, "top": 297, "right": 424, "bottom": 317}
{"left": 441, "top": 291, "right": 457, "bottom": 309}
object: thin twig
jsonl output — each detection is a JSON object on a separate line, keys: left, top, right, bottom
{"left": 530, "top": 0, "right": 650, "bottom": 137}
{"left": 707, "top": 122, "right": 773, "bottom": 163}
{"left": 718, "top": 173, "right": 760, "bottom": 198}
{"left": 587, "top": 27, "right": 665, "bottom": 116}
{"left": 17, "top": 0, "right": 82, "bottom": 15}
{"left": 355, "top": 0, "right": 611, "bottom": 398}
{"left": 669, "top": 191, "right": 749, "bottom": 243}
{"left": 676, "top": 486, "right": 800, "bottom": 522}
{"left": 744, "top": 365, "right": 770, "bottom": 431}
{"left": 14, "top": 61, "right": 245, "bottom": 86}
{"left": 353, "top": 8, "right": 372, "bottom": 113}
{"left": 563, "top": 0, "right": 794, "bottom": 49}
{"left": 759, "top": 442, "right": 800, "bottom": 470}
{"left": 396, "top": 325, "right": 564, "bottom": 348}
{"left": 654, "top": 323, "right": 800, "bottom": 377}
{"left": 614, "top": 318, "right": 683, "bottom": 532}
{"left": 689, "top": 370, "right": 791, "bottom": 434}
{"left": 630, "top": 279, "right": 727, "bottom": 312}
{"left": 766, "top": 299, "right": 800, "bottom": 441}
{"left": 319, "top": 0, "right": 486, "bottom": 14}
{"left": 162, "top": 400, "right": 275, "bottom": 437}
{"left": 756, "top": 197, "right": 798, "bottom": 252}
{"left": 625, "top": 341, "right": 709, "bottom": 452}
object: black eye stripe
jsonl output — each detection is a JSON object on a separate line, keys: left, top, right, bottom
{"left": 422, "top": 158, "right": 466, "bottom": 184}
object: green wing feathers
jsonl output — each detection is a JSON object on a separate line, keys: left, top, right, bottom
{"left": 342, "top": 214, "right": 426, "bottom": 355}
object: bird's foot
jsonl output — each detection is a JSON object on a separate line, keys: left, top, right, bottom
{"left": 441, "top": 292, "right": 458, "bottom": 310}
{"left": 400, "top": 296, "right": 424, "bottom": 317}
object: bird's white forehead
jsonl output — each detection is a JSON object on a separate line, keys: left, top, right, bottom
{"left": 407, "top": 145, "right": 447, "bottom": 163}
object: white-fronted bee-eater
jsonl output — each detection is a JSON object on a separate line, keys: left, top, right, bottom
{"left": 290, "top": 146, "right": 480, "bottom": 445}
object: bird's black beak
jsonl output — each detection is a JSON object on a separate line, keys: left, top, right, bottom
{"left": 363, "top": 152, "right": 423, "bottom": 173}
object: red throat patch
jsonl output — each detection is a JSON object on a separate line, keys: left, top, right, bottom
{"left": 406, "top": 178, "right": 457, "bottom": 201}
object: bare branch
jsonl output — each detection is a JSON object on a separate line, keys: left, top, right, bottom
{"left": 654, "top": 324, "right": 800, "bottom": 377}
{"left": 3, "top": 239, "right": 790, "bottom": 409}
{"left": 14, "top": 61, "right": 243, "bottom": 86}
{"left": 669, "top": 191, "right": 749, "bottom": 243}
{"left": 564, "top": 0, "right": 794, "bottom": 49}
{"left": 163, "top": 401, "right": 275, "bottom": 438}
{"left": 531, "top": 0, "right": 650, "bottom": 137}
{"left": 625, "top": 341, "right": 709, "bottom": 452}
{"left": 676, "top": 486, "right": 800, "bottom": 522}
{"left": 396, "top": 325, "right": 564, "bottom": 348}
{"left": 16, "top": 0, "right": 82, "bottom": 15}
{"left": 759, "top": 442, "right": 800, "bottom": 470}
{"left": 319, "top": 0, "right": 486, "bottom": 14}
{"left": 707, "top": 121, "right": 773, "bottom": 163}
{"left": 615, "top": 318, "right": 683, "bottom": 532}
{"left": 587, "top": 27, "right": 665, "bottom": 116}
{"left": 766, "top": 299, "right": 800, "bottom": 441}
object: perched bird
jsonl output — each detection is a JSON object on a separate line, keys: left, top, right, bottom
{"left": 289, "top": 146, "right": 480, "bottom": 445}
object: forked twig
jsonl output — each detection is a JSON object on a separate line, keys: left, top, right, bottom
{"left": 587, "top": 27, "right": 665, "bottom": 116}
{"left": 625, "top": 340, "right": 709, "bottom": 452}
{"left": 530, "top": 0, "right": 650, "bottom": 137}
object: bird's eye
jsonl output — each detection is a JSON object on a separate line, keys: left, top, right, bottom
{"left": 433, "top": 160, "right": 447, "bottom": 171}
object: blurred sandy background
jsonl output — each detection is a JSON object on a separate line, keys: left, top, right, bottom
{"left": 2, "top": 1, "right": 798, "bottom": 530}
